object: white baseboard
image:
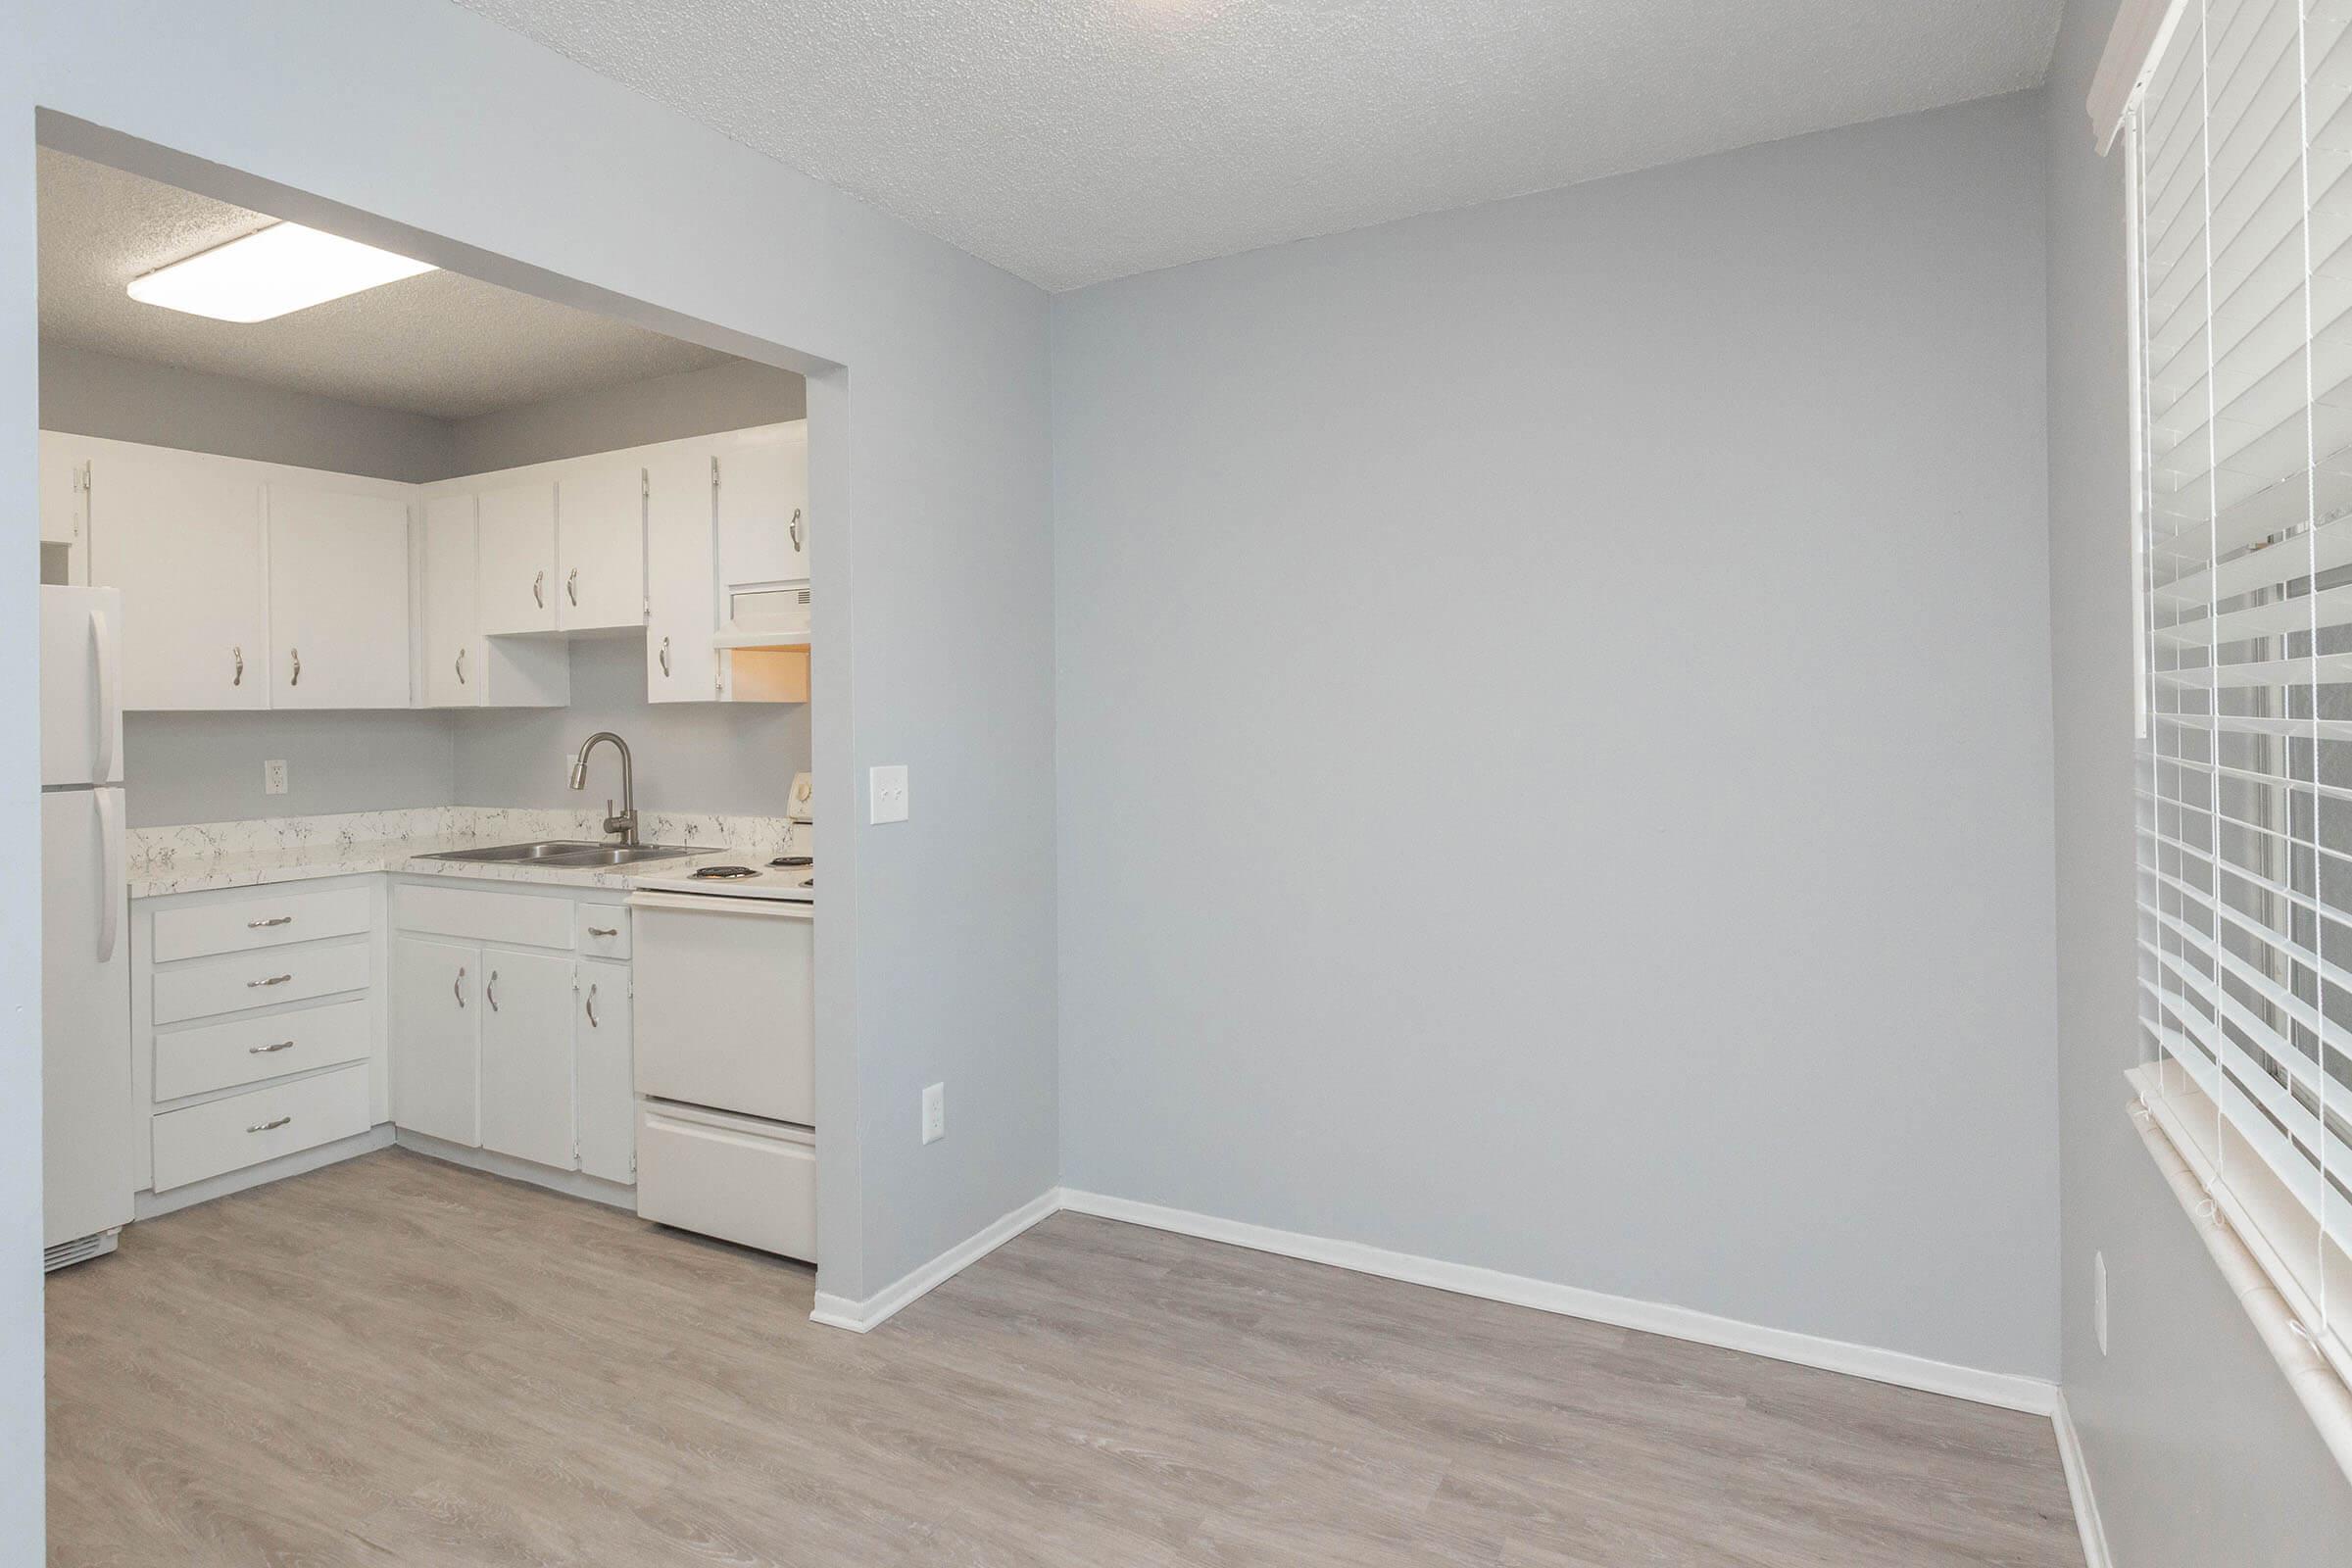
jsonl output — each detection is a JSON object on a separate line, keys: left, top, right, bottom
{"left": 392, "top": 1129, "right": 637, "bottom": 1210}
{"left": 135, "top": 1123, "right": 395, "bottom": 1220}
{"left": 2053, "top": 1392, "right": 2113, "bottom": 1568}
{"left": 809, "top": 1187, "right": 1061, "bottom": 1333}
{"left": 1056, "top": 1189, "right": 2060, "bottom": 1417}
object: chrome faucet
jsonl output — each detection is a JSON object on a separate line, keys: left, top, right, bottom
{"left": 568, "top": 732, "right": 639, "bottom": 846}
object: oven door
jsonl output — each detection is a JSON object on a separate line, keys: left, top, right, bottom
{"left": 627, "top": 891, "right": 814, "bottom": 1126}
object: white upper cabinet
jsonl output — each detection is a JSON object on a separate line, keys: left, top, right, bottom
{"left": 714, "top": 422, "right": 808, "bottom": 588}
{"left": 87, "top": 443, "right": 269, "bottom": 711}
{"left": 420, "top": 493, "right": 480, "bottom": 709}
{"left": 267, "top": 483, "right": 414, "bottom": 710}
{"left": 477, "top": 480, "right": 559, "bottom": 635}
{"left": 558, "top": 464, "right": 646, "bottom": 631}
{"left": 38, "top": 432, "right": 87, "bottom": 584}
{"left": 644, "top": 445, "right": 718, "bottom": 703}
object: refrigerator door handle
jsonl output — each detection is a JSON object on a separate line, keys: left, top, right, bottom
{"left": 89, "top": 606, "right": 118, "bottom": 786}
{"left": 93, "top": 789, "right": 121, "bottom": 964}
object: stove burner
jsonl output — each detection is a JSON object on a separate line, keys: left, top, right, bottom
{"left": 692, "top": 864, "right": 760, "bottom": 880}
{"left": 769, "top": 856, "right": 812, "bottom": 867}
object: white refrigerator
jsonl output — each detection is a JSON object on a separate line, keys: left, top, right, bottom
{"left": 41, "top": 585, "right": 131, "bottom": 1268}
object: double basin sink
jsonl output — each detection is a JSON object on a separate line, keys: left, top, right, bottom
{"left": 422, "top": 840, "right": 705, "bottom": 869}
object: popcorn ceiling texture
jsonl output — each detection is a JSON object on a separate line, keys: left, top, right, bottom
{"left": 452, "top": 0, "right": 2064, "bottom": 291}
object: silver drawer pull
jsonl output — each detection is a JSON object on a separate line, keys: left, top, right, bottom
{"left": 247, "top": 1115, "right": 292, "bottom": 1134}
{"left": 247, "top": 915, "right": 294, "bottom": 929}
{"left": 455, "top": 966, "right": 466, "bottom": 1008}
{"left": 532, "top": 569, "right": 545, "bottom": 609}
{"left": 249, "top": 1040, "right": 295, "bottom": 1054}
{"left": 486, "top": 970, "right": 499, "bottom": 1012}
{"left": 586, "top": 926, "right": 617, "bottom": 938}
{"left": 248, "top": 973, "right": 293, "bottom": 988}
{"left": 585, "top": 984, "right": 599, "bottom": 1029}
{"left": 566, "top": 566, "right": 578, "bottom": 606}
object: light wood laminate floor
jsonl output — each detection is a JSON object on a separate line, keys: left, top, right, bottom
{"left": 46, "top": 1151, "right": 2082, "bottom": 1566}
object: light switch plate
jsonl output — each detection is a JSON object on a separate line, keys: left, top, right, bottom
{"left": 869, "top": 764, "right": 910, "bottom": 824}
{"left": 264, "top": 760, "right": 288, "bottom": 796}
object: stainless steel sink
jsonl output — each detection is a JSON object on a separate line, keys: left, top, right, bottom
{"left": 422, "top": 840, "right": 699, "bottom": 868}
{"left": 549, "top": 845, "right": 701, "bottom": 866}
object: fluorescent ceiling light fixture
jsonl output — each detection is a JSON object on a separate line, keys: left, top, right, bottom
{"left": 125, "top": 222, "right": 436, "bottom": 322}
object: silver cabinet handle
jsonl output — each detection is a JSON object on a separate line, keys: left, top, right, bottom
{"left": 247, "top": 915, "right": 293, "bottom": 929}
{"left": 659, "top": 636, "right": 671, "bottom": 677}
{"left": 533, "top": 569, "right": 545, "bottom": 609}
{"left": 789, "top": 508, "right": 803, "bottom": 552}
{"left": 232, "top": 645, "right": 244, "bottom": 687}
{"left": 248, "top": 973, "right": 292, "bottom": 989}
{"left": 249, "top": 1040, "right": 295, "bottom": 1054}
{"left": 566, "top": 567, "right": 579, "bottom": 606}
{"left": 586, "top": 925, "right": 617, "bottom": 938}
{"left": 585, "top": 983, "right": 599, "bottom": 1029}
{"left": 486, "top": 969, "right": 500, "bottom": 1012}
{"left": 456, "top": 646, "right": 467, "bottom": 685}
{"left": 289, "top": 648, "right": 301, "bottom": 687}
{"left": 455, "top": 965, "right": 466, "bottom": 1008}
{"left": 247, "top": 1115, "right": 292, "bottom": 1134}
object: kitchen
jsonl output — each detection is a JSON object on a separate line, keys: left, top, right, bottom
{"left": 36, "top": 146, "right": 827, "bottom": 1279}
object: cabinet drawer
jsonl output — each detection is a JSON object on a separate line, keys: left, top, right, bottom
{"left": 153, "top": 997, "right": 371, "bottom": 1102}
{"left": 636, "top": 1102, "right": 814, "bottom": 1261}
{"left": 151, "top": 1063, "right": 370, "bottom": 1192}
{"left": 151, "top": 884, "right": 372, "bottom": 963}
{"left": 153, "top": 940, "right": 370, "bottom": 1026}
{"left": 395, "top": 883, "right": 574, "bottom": 949}
{"left": 576, "top": 905, "right": 630, "bottom": 959}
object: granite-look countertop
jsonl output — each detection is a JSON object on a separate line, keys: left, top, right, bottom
{"left": 129, "top": 807, "right": 807, "bottom": 900}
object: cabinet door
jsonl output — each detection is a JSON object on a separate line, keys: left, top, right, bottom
{"left": 420, "top": 493, "right": 480, "bottom": 708}
{"left": 713, "top": 423, "right": 808, "bottom": 589}
{"left": 478, "top": 948, "right": 577, "bottom": 1171}
{"left": 644, "top": 445, "right": 718, "bottom": 703}
{"left": 268, "top": 483, "right": 413, "bottom": 710}
{"left": 477, "top": 480, "right": 558, "bottom": 635}
{"left": 87, "top": 446, "right": 268, "bottom": 710}
{"left": 558, "top": 463, "right": 645, "bottom": 631}
{"left": 38, "top": 433, "right": 87, "bottom": 584}
{"left": 575, "top": 958, "right": 635, "bottom": 1184}
{"left": 392, "top": 935, "right": 480, "bottom": 1148}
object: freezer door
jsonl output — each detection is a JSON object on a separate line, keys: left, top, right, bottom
{"left": 40, "top": 585, "right": 123, "bottom": 787}
{"left": 43, "top": 789, "right": 132, "bottom": 1248}
{"left": 630, "top": 894, "right": 814, "bottom": 1126}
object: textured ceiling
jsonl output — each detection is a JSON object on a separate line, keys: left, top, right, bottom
{"left": 37, "top": 148, "right": 733, "bottom": 419}
{"left": 452, "top": 0, "right": 2065, "bottom": 291}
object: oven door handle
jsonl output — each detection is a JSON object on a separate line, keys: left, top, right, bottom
{"left": 627, "top": 891, "right": 813, "bottom": 919}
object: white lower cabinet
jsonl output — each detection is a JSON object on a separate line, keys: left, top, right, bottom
{"left": 132, "top": 875, "right": 391, "bottom": 1201}
{"left": 575, "top": 959, "right": 635, "bottom": 1184}
{"left": 391, "top": 934, "right": 480, "bottom": 1147}
{"left": 479, "top": 950, "right": 576, "bottom": 1169}
{"left": 391, "top": 883, "right": 633, "bottom": 1187}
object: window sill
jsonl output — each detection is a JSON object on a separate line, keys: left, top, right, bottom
{"left": 2128, "top": 1064, "right": 2352, "bottom": 1483}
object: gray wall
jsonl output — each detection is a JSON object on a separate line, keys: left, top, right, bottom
{"left": 448, "top": 638, "right": 808, "bottom": 814}
{"left": 123, "top": 710, "right": 455, "bottom": 828}
{"left": 1052, "top": 92, "right": 2060, "bottom": 1380}
{"left": 450, "top": 358, "right": 804, "bottom": 473}
{"left": 9, "top": 10, "right": 1061, "bottom": 1496}
{"left": 2041, "top": 0, "right": 2352, "bottom": 1555}
{"left": 40, "top": 339, "right": 456, "bottom": 481}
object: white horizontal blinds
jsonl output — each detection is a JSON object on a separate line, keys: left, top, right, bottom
{"left": 2138, "top": 0, "right": 2352, "bottom": 1304}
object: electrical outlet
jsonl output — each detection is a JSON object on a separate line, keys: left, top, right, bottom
{"left": 264, "top": 760, "right": 289, "bottom": 796}
{"left": 921, "top": 1082, "right": 945, "bottom": 1145}
{"left": 2094, "top": 1251, "right": 2110, "bottom": 1356}
{"left": 870, "top": 764, "right": 910, "bottom": 824}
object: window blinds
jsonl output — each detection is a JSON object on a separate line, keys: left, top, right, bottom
{"left": 2133, "top": 0, "right": 2352, "bottom": 1326}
